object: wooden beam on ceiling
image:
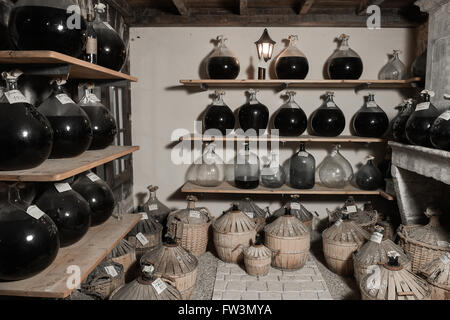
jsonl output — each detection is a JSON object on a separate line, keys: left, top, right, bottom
{"left": 299, "top": 0, "right": 315, "bottom": 15}
{"left": 239, "top": 0, "right": 248, "bottom": 15}
{"left": 103, "top": 0, "right": 134, "bottom": 19}
{"left": 357, "top": 0, "right": 386, "bottom": 16}
{"left": 172, "top": 0, "right": 190, "bottom": 16}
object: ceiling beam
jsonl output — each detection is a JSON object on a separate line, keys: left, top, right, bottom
{"left": 103, "top": 0, "right": 134, "bottom": 19}
{"left": 239, "top": 0, "right": 248, "bottom": 15}
{"left": 357, "top": 0, "right": 386, "bottom": 16}
{"left": 299, "top": 0, "right": 315, "bottom": 15}
{"left": 172, "top": 0, "right": 190, "bottom": 16}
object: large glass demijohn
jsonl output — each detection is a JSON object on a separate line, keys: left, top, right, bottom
{"left": 238, "top": 89, "right": 269, "bottom": 136}
{"left": 206, "top": 35, "right": 240, "bottom": 80}
{"left": 327, "top": 34, "right": 363, "bottom": 80}
{"left": 355, "top": 156, "right": 383, "bottom": 191}
{"left": 311, "top": 92, "right": 346, "bottom": 137}
{"left": 319, "top": 145, "right": 353, "bottom": 188}
{"left": 392, "top": 99, "right": 415, "bottom": 143}
{"left": 261, "top": 151, "right": 286, "bottom": 188}
{"left": 353, "top": 93, "right": 389, "bottom": 138}
{"left": 378, "top": 50, "right": 408, "bottom": 80}
{"left": 275, "top": 35, "right": 309, "bottom": 79}
{"left": 203, "top": 90, "right": 235, "bottom": 136}
{"left": 289, "top": 143, "right": 315, "bottom": 189}
{"left": 430, "top": 94, "right": 450, "bottom": 151}
{"left": 186, "top": 143, "right": 224, "bottom": 187}
{"left": 235, "top": 142, "right": 260, "bottom": 189}
{"left": 274, "top": 91, "right": 307, "bottom": 137}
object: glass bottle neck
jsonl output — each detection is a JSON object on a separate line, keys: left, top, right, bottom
{"left": 339, "top": 39, "right": 349, "bottom": 51}
{"left": 187, "top": 200, "right": 196, "bottom": 209}
{"left": 367, "top": 95, "right": 375, "bottom": 102}
{"left": 423, "top": 95, "right": 430, "bottom": 102}
{"left": 6, "top": 80, "right": 18, "bottom": 91}
{"left": 149, "top": 192, "right": 156, "bottom": 201}
{"left": 299, "top": 144, "right": 305, "bottom": 152}
{"left": 213, "top": 94, "right": 224, "bottom": 105}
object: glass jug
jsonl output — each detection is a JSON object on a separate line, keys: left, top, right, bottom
{"left": 405, "top": 90, "right": 439, "bottom": 148}
{"left": 78, "top": 83, "right": 117, "bottom": 150}
{"left": 392, "top": 99, "right": 415, "bottom": 143}
{"left": 235, "top": 142, "right": 260, "bottom": 189}
{"left": 203, "top": 90, "right": 235, "bottom": 136}
{"left": 186, "top": 143, "right": 224, "bottom": 187}
{"left": 355, "top": 156, "right": 383, "bottom": 191}
{"left": 38, "top": 80, "right": 93, "bottom": 158}
{"left": 238, "top": 89, "right": 269, "bottom": 136}
{"left": 289, "top": 143, "right": 315, "bottom": 189}
{"left": 353, "top": 93, "right": 389, "bottom": 138}
{"left": 274, "top": 91, "right": 307, "bottom": 137}
{"left": 144, "top": 185, "right": 171, "bottom": 226}
{"left": 0, "top": 70, "right": 53, "bottom": 170}
{"left": 327, "top": 34, "right": 363, "bottom": 80}
{"left": 206, "top": 35, "right": 240, "bottom": 79}
{"left": 9, "top": 0, "right": 86, "bottom": 57}
{"left": 430, "top": 94, "right": 450, "bottom": 151}
{"left": 274, "top": 35, "right": 309, "bottom": 79}
{"left": 311, "top": 92, "right": 346, "bottom": 137}
{"left": 378, "top": 50, "right": 408, "bottom": 80}
{"left": 319, "top": 145, "right": 353, "bottom": 188}
{"left": 261, "top": 151, "right": 286, "bottom": 188}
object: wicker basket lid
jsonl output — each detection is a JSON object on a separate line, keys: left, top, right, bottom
{"left": 213, "top": 204, "right": 256, "bottom": 234}
{"left": 107, "top": 239, "right": 135, "bottom": 259}
{"left": 403, "top": 208, "right": 450, "bottom": 247}
{"left": 272, "top": 195, "right": 315, "bottom": 223}
{"left": 236, "top": 198, "right": 267, "bottom": 219}
{"left": 140, "top": 240, "right": 198, "bottom": 277}
{"left": 328, "top": 198, "right": 378, "bottom": 226}
{"left": 323, "top": 214, "right": 370, "bottom": 244}
{"left": 264, "top": 212, "right": 310, "bottom": 238}
{"left": 360, "top": 252, "right": 431, "bottom": 300}
{"left": 419, "top": 252, "right": 450, "bottom": 290}
{"left": 244, "top": 244, "right": 272, "bottom": 260}
{"left": 167, "top": 195, "right": 212, "bottom": 225}
{"left": 84, "top": 260, "right": 124, "bottom": 286}
{"left": 129, "top": 214, "right": 163, "bottom": 236}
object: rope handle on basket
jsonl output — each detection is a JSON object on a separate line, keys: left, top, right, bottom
{"left": 274, "top": 250, "right": 281, "bottom": 258}
{"left": 161, "top": 275, "right": 177, "bottom": 287}
{"left": 232, "top": 244, "right": 243, "bottom": 253}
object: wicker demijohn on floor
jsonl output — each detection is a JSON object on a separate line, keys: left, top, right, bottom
{"left": 82, "top": 261, "right": 125, "bottom": 299}
{"left": 327, "top": 197, "right": 378, "bottom": 233}
{"left": 419, "top": 252, "right": 450, "bottom": 300}
{"left": 140, "top": 239, "right": 198, "bottom": 300}
{"left": 265, "top": 209, "right": 310, "bottom": 271}
{"left": 213, "top": 204, "right": 257, "bottom": 264}
{"left": 226, "top": 198, "right": 267, "bottom": 233}
{"left": 322, "top": 212, "right": 370, "bottom": 276}
{"left": 106, "top": 239, "right": 137, "bottom": 282}
{"left": 397, "top": 208, "right": 450, "bottom": 273}
{"left": 360, "top": 252, "right": 431, "bottom": 300}
{"left": 167, "top": 195, "right": 213, "bottom": 257}
{"left": 127, "top": 214, "right": 163, "bottom": 259}
{"left": 244, "top": 237, "right": 272, "bottom": 276}
{"left": 271, "top": 195, "right": 317, "bottom": 230}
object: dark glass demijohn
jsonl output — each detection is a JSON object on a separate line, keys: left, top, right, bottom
{"left": 0, "top": 70, "right": 53, "bottom": 171}
{"left": 38, "top": 80, "right": 93, "bottom": 158}
{"left": 93, "top": 3, "right": 127, "bottom": 71}
{"left": 353, "top": 93, "right": 389, "bottom": 138}
{"left": 274, "top": 91, "right": 307, "bottom": 137}
{"left": 238, "top": 89, "right": 269, "bottom": 136}
{"left": 206, "top": 35, "right": 240, "bottom": 80}
{"left": 412, "top": 50, "right": 427, "bottom": 88}
{"left": 78, "top": 84, "right": 117, "bottom": 150}
{"left": 36, "top": 179, "right": 91, "bottom": 247}
{"left": 430, "top": 94, "right": 450, "bottom": 151}
{"left": 289, "top": 143, "right": 315, "bottom": 189}
{"left": 235, "top": 143, "right": 260, "bottom": 189}
{"left": 327, "top": 34, "right": 363, "bottom": 80}
{"left": 355, "top": 156, "right": 383, "bottom": 191}
{"left": 405, "top": 90, "right": 439, "bottom": 148}
{"left": 9, "top": 0, "right": 86, "bottom": 57}
{"left": 392, "top": 99, "right": 415, "bottom": 143}
{"left": 203, "top": 90, "right": 235, "bottom": 135}
{"left": 72, "top": 171, "right": 115, "bottom": 226}
{"left": 275, "top": 35, "right": 309, "bottom": 79}
{"left": 311, "top": 92, "right": 346, "bottom": 137}
{"left": 0, "top": 183, "right": 59, "bottom": 281}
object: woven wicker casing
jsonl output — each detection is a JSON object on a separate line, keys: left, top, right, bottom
{"left": 82, "top": 261, "right": 125, "bottom": 299}
{"left": 212, "top": 206, "right": 257, "bottom": 264}
{"left": 327, "top": 198, "right": 378, "bottom": 233}
{"left": 322, "top": 218, "right": 370, "bottom": 276}
{"left": 140, "top": 243, "right": 198, "bottom": 300}
{"left": 106, "top": 239, "right": 137, "bottom": 282}
{"left": 110, "top": 277, "right": 182, "bottom": 300}
{"left": 264, "top": 215, "right": 310, "bottom": 270}
{"left": 360, "top": 264, "right": 431, "bottom": 300}
{"left": 128, "top": 214, "right": 163, "bottom": 258}
{"left": 244, "top": 244, "right": 272, "bottom": 276}
{"left": 167, "top": 196, "right": 213, "bottom": 257}
{"left": 418, "top": 253, "right": 450, "bottom": 300}
{"left": 224, "top": 198, "right": 267, "bottom": 233}
{"left": 271, "top": 195, "right": 315, "bottom": 231}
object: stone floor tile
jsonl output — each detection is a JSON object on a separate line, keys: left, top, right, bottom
{"left": 222, "top": 292, "right": 242, "bottom": 300}
{"left": 299, "top": 292, "right": 319, "bottom": 300}
{"left": 260, "top": 292, "right": 282, "bottom": 300}
{"left": 318, "top": 291, "right": 333, "bottom": 300}
{"left": 241, "top": 292, "right": 259, "bottom": 300}
{"left": 283, "top": 282, "right": 303, "bottom": 292}
{"left": 267, "top": 268, "right": 283, "bottom": 275}
{"left": 226, "top": 281, "right": 246, "bottom": 292}
{"left": 212, "top": 291, "right": 223, "bottom": 300}
{"left": 282, "top": 292, "right": 300, "bottom": 300}
{"left": 246, "top": 281, "right": 267, "bottom": 292}
{"left": 224, "top": 275, "right": 242, "bottom": 281}
{"left": 214, "top": 280, "right": 227, "bottom": 291}
{"left": 266, "top": 281, "right": 282, "bottom": 292}
{"left": 257, "top": 274, "right": 279, "bottom": 281}
{"left": 300, "top": 281, "right": 327, "bottom": 292}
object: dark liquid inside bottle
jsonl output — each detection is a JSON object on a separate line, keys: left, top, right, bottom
{"left": 0, "top": 19, "right": 13, "bottom": 50}
{"left": 9, "top": 6, "right": 86, "bottom": 57}
{"left": 275, "top": 57, "right": 309, "bottom": 79}
{"left": 311, "top": 108, "right": 346, "bottom": 137}
{"left": 392, "top": 115, "right": 411, "bottom": 143}
{"left": 0, "top": 103, "right": 53, "bottom": 170}
{"left": 274, "top": 108, "right": 307, "bottom": 136}
{"left": 81, "top": 106, "right": 117, "bottom": 150}
{"left": 45, "top": 116, "right": 93, "bottom": 158}
{"left": 204, "top": 105, "right": 235, "bottom": 135}
{"left": 235, "top": 177, "right": 259, "bottom": 189}
{"left": 406, "top": 117, "right": 435, "bottom": 147}
{"left": 356, "top": 168, "right": 383, "bottom": 191}
{"left": 328, "top": 57, "right": 363, "bottom": 80}
{"left": 353, "top": 112, "right": 389, "bottom": 138}
{"left": 430, "top": 118, "right": 450, "bottom": 151}
{"left": 95, "top": 26, "right": 127, "bottom": 71}
{"left": 207, "top": 56, "right": 240, "bottom": 79}
{"left": 238, "top": 103, "right": 269, "bottom": 135}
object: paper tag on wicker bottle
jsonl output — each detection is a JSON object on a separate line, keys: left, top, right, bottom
{"left": 136, "top": 232, "right": 149, "bottom": 245}
{"left": 148, "top": 204, "right": 158, "bottom": 211}
{"left": 86, "top": 172, "right": 101, "bottom": 182}
{"left": 189, "top": 210, "right": 201, "bottom": 218}
{"left": 438, "top": 111, "right": 450, "bottom": 121}
{"left": 290, "top": 203, "right": 301, "bottom": 210}
{"left": 89, "top": 93, "right": 101, "bottom": 103}
{"left": 370, "top": 232, "right": 383, "bottom": 244}
{"left": 415, "top": 102, "right": 430, "bottom": 111}
{"left": 104, "top": 266, "right": 118, "bottom": 278}
{"left": 152, "top": 278, "right": 167, "bottom": 295}
{"left": 346, "top": 205, "right": 357, "bottom": 213}
{"left": 26, "top": 205, "right": 46, "bottom": 220}
{"left": 4, "top": 90, "right": 28, "bottom": 104}
{"left": 54, "top": 183, "right": 72, "bottom": 193}
{"left": 437, "top": 241, "right": 450, "bottom": 248}
{"left": 55, "top": 93, "right": 75, "bottom": 105}
{"left": 244, "top": 211, "right": 254, "bottom": 219}
{"left": 141, "top": 212, "right": 148, "bottom": 220}
{"left": 440, "top": 253, "right": 450, "bottom": 264}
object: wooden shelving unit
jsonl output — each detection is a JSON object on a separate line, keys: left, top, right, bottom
{"left": 0, "top": 214, "right": 141, "bottom": 299}
{"left": 181, "top": 182, "right": 395, "bottom": 201}
{"left": 0, "top": 146, "right": 139, "bottom": 182}
{"left": 180, "top": 134, "right": 386, "bottom": 143}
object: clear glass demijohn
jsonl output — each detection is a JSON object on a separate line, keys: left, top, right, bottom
{"left": 206, "top": 35, "right": 240, "bottom": 80}
{"left": 144, "top": 185, "right": 171, "bottom": 226}
{"left": 275, "top": 35, "right": 309, "bottom": 79}
{"left": 274, "top": 91, "right": 307, "bottom": 137}
{"left": 235, "top": 142, "right": 260, "bottom": 189}
{"left": 261, "top": 151, "right": 286, "bottom": 189}
{"left": 327, "top": 34, "right": 363, "bottom": 80}
{"left": 378, "top": 50, "right": 408, "bottom": 80}
{"left": 186, "top": 143, "right": 224, "bottom": 187}
{"left": 319, "top": 145, "right": 353, "bottom": 188}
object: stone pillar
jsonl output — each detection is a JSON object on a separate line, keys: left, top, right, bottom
{"left": 416, "top": 0, "right": 450, "bottom": 110}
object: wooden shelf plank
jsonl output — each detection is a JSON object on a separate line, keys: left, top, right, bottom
{"left": 0, "top": 214, "right": 141, "bottom": 299}
{"left": 0, "top": 51, "right": 137, "bottom": 82}
{"left": 181, "top": 182, "right": 395, "bottom": 200}
{"left": 179, "top": 134, "right": 386, "bottom": 143}
{"left": 0, "top": 146, "right": 139, "bottom": 182}
{"left": 180, "top": 78, "right": 421, "bottom": 89}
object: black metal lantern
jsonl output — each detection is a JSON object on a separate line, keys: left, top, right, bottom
{"left": 255, "top": 28, "right": 276, "bottom": 79}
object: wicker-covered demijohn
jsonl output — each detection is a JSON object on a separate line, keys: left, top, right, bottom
{"left": 127, "top": 213, "right": 163, "bottom": 259}
{"left": 212, "top": 204, "right": 257, "bottom": 264}
{"left": 106, "top": 239, "right": 137, "bottom": 282}
{"left": 418, "top": 252, "right": 450, "bottom": 300}
{"left": 360, "top": 252, "right": 431, "bottom": 300}
{"left": 81, "top": 261, "right": 125, "bottom": 299}
{"left": 167, "top": 195, "right": 213, "bottom": 257}
{"left": 144, "top": 185, "right": 171, "bottom": 226}
{"left": 264, "top": 209, "right": 310, "bottom": 270}
{"left": 322, "top": 212, "right": 370, "bottom": 276}
{"left": 397, "top": 208, "right": 450, "bottom": 273}
{"left": 226, "top": 198, "right": 267, "bottom": 233}
{"left": 271, "top": 195, "right": 317, "bottom": 230}
{"left": 110, "top": 265, "right": 182, "bottom": 300}
{"left": 140, "top": 239, "right": 198, "bottom": 300}
{"left": 353, "top": 225, "right": 411, "bottom": 285}
{"left": 244, "top": 237, "right": 272, "bottom": 276}
{"left": 327, "top": 197, "right": 378, "bottom": 233}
